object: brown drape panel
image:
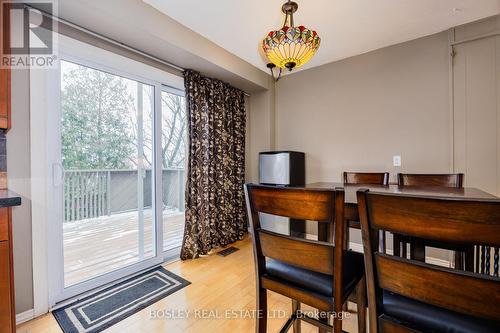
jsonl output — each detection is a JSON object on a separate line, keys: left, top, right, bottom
{"left": 180, "top": 70, "right": 247, "bottom": 260}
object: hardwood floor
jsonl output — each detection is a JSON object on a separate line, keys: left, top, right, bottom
{"left": 17, "top": 236, "right": 361, "bottom": 333}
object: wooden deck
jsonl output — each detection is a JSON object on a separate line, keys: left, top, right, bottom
{"left": 63, "top": 210, "right": 185, "bottom": 287}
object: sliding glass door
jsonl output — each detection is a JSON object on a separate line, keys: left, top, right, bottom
{"left": 161, "top": 89, "right": 187, "bottom": 258}
{"left": 60, "top": 60, "right": 157, "bottom": 288}
{"left": 47, "top": 35, "right": 186, "bottom": 305}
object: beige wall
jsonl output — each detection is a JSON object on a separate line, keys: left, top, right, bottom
{"left": 247, "top": 78, "right": 276, "bottom": 183}
{"left": 275, "top": 32, "right": 451, "bottom": 185}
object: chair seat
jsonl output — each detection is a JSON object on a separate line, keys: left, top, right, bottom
{"left": 383, "top": 290, "right": 500, "bottom": 333}
{"left": 265, "top": 250, "right": 364, "bottom": 298}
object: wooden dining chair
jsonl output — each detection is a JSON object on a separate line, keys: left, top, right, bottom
{"left": 343, "top": 172, "right": 390, "bottom": 250}
{"left": 357, "top": 189, "right": 500, "bottom": 333}
{"left": 244, "top": 184, "right": 366, "bottom": 333}
{"left": 344, "top": 172, "right": 390, "bottom": 186}
{"left": 397, "top": 173, "right": 464, "bottom": 188}
{"left": 395, "top": 173, "right": 470, "bottom": 268}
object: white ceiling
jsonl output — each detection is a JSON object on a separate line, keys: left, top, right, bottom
{"left": 144, "top": 0, "right": 500, "bottom": 74}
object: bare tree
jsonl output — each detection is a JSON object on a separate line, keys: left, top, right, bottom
{"left": 127, "top": 89, "right": 187, "bottom": 169}
{"left": 161, "top": 93, "right": 186, "bottom": 168}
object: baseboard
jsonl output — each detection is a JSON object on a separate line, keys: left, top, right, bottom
{"left": 16, "top": 308, "right": 34, "bottom": 325}
{"left": 349, "top": 242, "right": 451, "bottom": 268}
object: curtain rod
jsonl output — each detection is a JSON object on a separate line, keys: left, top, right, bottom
{"left": 25, "top": 5, "right": 251, "bottom": 97}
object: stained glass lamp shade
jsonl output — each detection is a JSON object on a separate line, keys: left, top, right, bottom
{"left": 262, "top": 1, "right": 320, "bottom": 71}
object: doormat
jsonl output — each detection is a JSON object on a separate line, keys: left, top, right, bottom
{"left": 53, "top": 266, "right": 190, "bottom": 333}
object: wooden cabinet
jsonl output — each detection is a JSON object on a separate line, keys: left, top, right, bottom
{"left": 0, "top": 242, "right": 12, "bottom": 332}
{"left": 0, "top": 0, "right": 11, "bottom": 130}
{"left": 0, "top": 211, "right": 8, "bottom": 241}
{"left": 0, "top": 208, "right": 14, "bottom": 333}
{"left": 0, "top": 69, "right": 10, "bottom": 130}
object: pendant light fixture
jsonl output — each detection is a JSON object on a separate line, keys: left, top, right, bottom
{"left": 262, "top": 0, "right": 321, "bottom": 81}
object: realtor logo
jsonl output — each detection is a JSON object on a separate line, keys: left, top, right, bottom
{"left": 1, "top": 0, "right": 57, "bottom": 68}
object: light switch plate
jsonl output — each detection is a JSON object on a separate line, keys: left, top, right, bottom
{"left": 393, "top": 155, "right": 401, "bottom": 167}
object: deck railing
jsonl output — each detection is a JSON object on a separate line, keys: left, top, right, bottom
{"left": 63, "top": 168, "right": 185, "bottom": 222}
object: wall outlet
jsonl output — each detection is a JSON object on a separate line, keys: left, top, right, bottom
{"left": 393, "top": 155, "right": 402, "bottom": 167}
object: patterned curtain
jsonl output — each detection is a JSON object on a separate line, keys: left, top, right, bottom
{"left": 180, "top": 70, "right": 247, "bottom": 260}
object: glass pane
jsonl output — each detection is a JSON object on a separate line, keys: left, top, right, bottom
{"left": 61, "top": 60, "right": 155, "bottom": 287}
{"left": 161, "top": 91, "right": 187, "bottom": 252}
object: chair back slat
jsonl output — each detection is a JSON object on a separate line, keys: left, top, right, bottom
{"left": 376, "top": 253, "right": 500, "bottom": 321}
{"left": 248, "top": 185, "right": 335, "bottom": 221}
{"left": 397, "top": 173, "right": 464, "bottom": 188}
{"left": 344, "top": 172, "right": 389, "bottom": 185}
{"left": 259, "top": 230, "right": 334, "bottom": 275}
{"left": 366, "top": 193, "right": 500, "bottom": 247}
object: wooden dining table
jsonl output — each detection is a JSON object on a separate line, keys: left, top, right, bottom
{"left": 305, "top": 182, "right": 499, "bottom": 222}
{"left": 297, "top": 182, "right": 500, "bottom": 267}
